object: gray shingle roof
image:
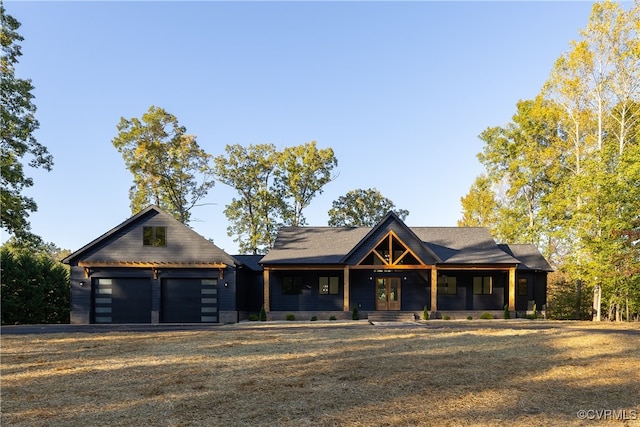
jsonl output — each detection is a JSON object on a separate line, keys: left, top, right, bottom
{"left": 62, "top": 205, "right": 240, "bottom": 267}
{"left": 413, "top": 227, "right": 518, "bottom": 264}
{"left": 498, "top": 244, "right": 554, "bottom": 271}
{"left": 233, "top": 254, "right": 264, "bottom": 271}
{"left": 261, "top": 224, "right": 529, "bottom": 267}
{"left": 260, "top": 227, "right": 370, "bottom": 264}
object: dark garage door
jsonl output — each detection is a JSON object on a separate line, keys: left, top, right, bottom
{"left": 93, "top": 278, "right": 152, "bottom": 323}
{"left": 161, "top": 278, "right": 218, "bottom": 323}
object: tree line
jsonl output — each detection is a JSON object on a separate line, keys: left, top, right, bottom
{"left": 459, "top": 1, "right": 640, "bottom": 320}
{"left": 112, "top": 105, "right": 408, "bottom": 254}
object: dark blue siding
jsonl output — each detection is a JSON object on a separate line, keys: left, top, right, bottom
{"left": 400, "top": 271, "right": 431, "bottom": 311}
{"left": 349, "top": 271, "right": 375, "bottom": 311}
{"left": 218, "top": 269, "right": 236, "bottom": 311}
{"left": 70, "top": 266, "right": 91, "bottom": 324}
{"left": 270, "top": 271, "right": 343, "bottom": 311}
{"left": 436, "top": 272, "right": 506, "bottom": 311}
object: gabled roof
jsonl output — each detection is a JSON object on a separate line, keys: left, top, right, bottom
{"left": 414, "top": 227, "right": 518, "bottom": 265}
{"left": 62, "top": 205, "right": 239, "bottom": 267}
{"left": 259, "top": 227, "right": 370, "bottom": 264}
{"left": 261, "top": 213, "right": 528, "bottom": 267}
{"left": 233, "top": 254, "right": 265, "bottom": 272}
{"left": 341, "top": 211, "right": 442, "bottom": 264}
{"left": 498, "top": 244, "right": 554, "bottom": 272}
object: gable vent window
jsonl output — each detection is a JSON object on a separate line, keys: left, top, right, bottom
{"left": 143, "top": 226, "right": 167, "bottom": 247}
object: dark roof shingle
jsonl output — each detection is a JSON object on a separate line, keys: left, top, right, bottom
{"left": 261, "top": 225, "right": 528, "bottom": 267}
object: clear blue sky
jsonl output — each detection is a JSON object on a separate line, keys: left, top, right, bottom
{"left": 5, "top": 1, "right": 595, "bottom": 254}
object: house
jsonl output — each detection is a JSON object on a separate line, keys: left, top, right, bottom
{"left": 260, "top": 211, "right": 552, "bottom": 320}
{"left": 63, "top": 206, "right": 263, "bottom": 324}
{"left": 64, "top": 207, "right": 551, "bottom": 324}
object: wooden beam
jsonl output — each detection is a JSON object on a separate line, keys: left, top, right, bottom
{"left": 509, "top": 266, "right": 516, "bottom": 311}
{"left": 262, "top": 265, "right": 347, "bottom": 272}
{"left": 435, "top": 265, "right": 515, "bottom": 271}
{"left": 343, "top": 266, "right": 350, "bottom": 312}
{"left": 430, "top": 267, "right": 438, "bottom": 313}
{"left": 78, "top": 261, "right": 227, "bottom": 269}
{"left": 263, "top": 268, "right": 270, "bottom": 312}
{"left": 348, "top": 265, "right": 432, "bottom": 271}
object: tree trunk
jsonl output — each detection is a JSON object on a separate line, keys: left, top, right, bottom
{"left": 575, "top": 280, "right": 582, "bottom": 320}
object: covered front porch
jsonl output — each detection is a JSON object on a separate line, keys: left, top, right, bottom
{"left": 262, "top": 265, "right": 519, "bottom": 318}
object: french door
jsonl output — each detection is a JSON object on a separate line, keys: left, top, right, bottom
{"left": 376, "top": 277, "right": 401, "bottom": 310}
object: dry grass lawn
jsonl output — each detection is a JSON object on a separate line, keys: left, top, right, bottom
{"left": 2, "top": 321, "right": 639, "bottom": 426}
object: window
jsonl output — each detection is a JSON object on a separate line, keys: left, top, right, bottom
{"left": 518, "top": 278, "right": 528, "bottom": 296}
{"left": 319, "top": 277, "right": 339, "bottom": 295}
{"left": 282, "top": 276, "right": 302, "bottom": 295}
{"left": 143, "top": 226, "right": 167, "bottom": 247}
{"left": 437, "top": 275, "right": 457, "bottom": 295}
{"left": 473, "top": 276, "right": 493, "bottom": 295}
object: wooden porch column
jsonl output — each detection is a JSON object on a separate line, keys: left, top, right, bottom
{"left": 430, "top": 267, "right": 438, "bottom": 313}
{"left": 508, "top": 266, "right": 516, "bottom": 311}
{"left": 263, "top": 268, "right": 270, "bottom": 312}
{"left": 343, "top": 266, "right": 350, "bottom": 312}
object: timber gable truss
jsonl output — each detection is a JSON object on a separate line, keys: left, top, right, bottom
{"left": 353, "top": 230, "right": 429, "bottom": 269}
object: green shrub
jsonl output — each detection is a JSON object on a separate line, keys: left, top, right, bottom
{"left": 310, "top": 316, "right": 318, "bottom": 321}
{"left": 352, "top": 306, "right": 359, "bottom": 320}
{"left": 1, "top": 247, "right": 70, "bottom": 325}
{"left": 443, "top": 315, "right": 451, "bottom": 320}
{"left": 248, "top": 313, "right": 259, "bottom": 321}
{"left": 504, "top": 305, "right": 511, "bottom": 319}
{"left": 259, "top": 305, "right": 267, "bottom": 321}
{"left": 329, "top": 315, "right": 337, "bottom": 321}
{"left": 286, "top": 313, "right": 296, "bottom": 321}
{"left": 466, "top": 315, "right": 473, "bottom": 320}
{"left": 480, "top": 312, "right": 494, "bottom": 320}
{"left": 423, "top": 305, "right": 429, "bottom": 320}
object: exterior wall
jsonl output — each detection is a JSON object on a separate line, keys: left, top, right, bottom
{"left": 70, "top": 266, "right": 91, "bottom": 324}
{"left": 266, "top": 268, "right": 544, "bottom": 316}
{"left": 236, "top": 266, "right": 264, "bottom": 315}
{"left": 534, "top": 272, "right": 547, "bottom": 309}
{"left": 436, "top": 271, "right": 506, "bottom": 311}
{"left": 269, "top": 270, "right": 344, "bottom": 312}
{"left": 514, "top": 271, "right": 548, "bottom": 311}
{"left": 349, "top": 270, "right": 431, "bottom": 312}
{"left": 69, "top": 265, "right": 236, "bottom": 324}
{"left": 349, "top": 270, "right": 376, "bottom": 311}
{"left": 400, "top": 271, "right": 432, "bottom": 311}
{"left": 78, "top": 211, "right": 233, "bottom": 264}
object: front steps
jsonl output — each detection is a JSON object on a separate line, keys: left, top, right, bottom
{"left": 368, "top": 311, "right": 416, "bottom": 323}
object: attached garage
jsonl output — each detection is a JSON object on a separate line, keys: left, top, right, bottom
{"left": 161, "top": 278, "right": 219, "bottom": 323}
{"left": 93, "top": 277, "right": 152, "bottom": 323}
{"left": 64, "top": 206, "right": 260, "bottom": 325}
